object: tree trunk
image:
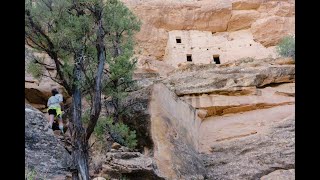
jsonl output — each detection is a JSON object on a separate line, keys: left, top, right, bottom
{"left": 70, "top": 53, "right": 90, "bottom": 180}
{"left": 86, "top": 13, "right": 106, "bottom": 141}
{"left": 72, "top": 171, "right": 80, "bottom": 180}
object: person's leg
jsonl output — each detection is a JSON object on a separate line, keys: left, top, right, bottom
{"left": 48, "top": 109, "right": 55, "bottom": 129}
{"left": 57, "top": 108, "right": 64, "bottom": 133}
{"left": 49, "top": 114, "right": 54, "bottom": 128}
{"left": 58, "top": 117, "right": 64, "bottom": 133}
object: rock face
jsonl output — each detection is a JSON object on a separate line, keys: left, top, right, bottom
{"left": 120, "top": 57, "right": 294, "bottom": 179}
{"left": 260, "top": 169, "right": 295, "bottom": 180}
{"left": 25, "top": 103, "right": 72, "bottom": 179}
{"left": 25, "top": 46, "right": 71, "bottom": 112}
{"left": 149, "top": 83, "right": 206, "bottom": 179}
{"left": 120, "top": 82, "right": 206, "bottom": 179}
{"left": 251, "top": 16, "right": 295, "bottom": 47}
{"left": 202, "top": 116, "right": 295, "bottom": 179}
{"left": 100, "top": 152, "right": 165, "bottom": 180}
{"left": 162, "top": 58, "right": 295, "bottom": 96}
{"left": 227, "top": 10, "right": 260, "bottom": 31}
{"left": 120, "top": 0, "right": 294, "bottom": 67}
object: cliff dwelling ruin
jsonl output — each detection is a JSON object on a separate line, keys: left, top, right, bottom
{"left": 163, "top": 30, "right": 281, "bottom": 67}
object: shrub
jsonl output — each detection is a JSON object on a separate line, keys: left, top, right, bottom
{"left": 26, "top": 62, "right": 43, "bottom": 80}
{"left": 276, "top": 35, "right": 295, "bottom": 60}
{"left": 94, "top": 117, "right": 137, "bottom": 149}
{"left": 25, "top": 168, "right": 37, "bottom": 180}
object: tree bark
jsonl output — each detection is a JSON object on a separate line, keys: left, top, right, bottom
{"left": 70, "top": 53, "right": 90, "bottom": 180}
{"left": 86, "top": 10, "right": 106, "bottom": 141}
{"left": 72, "top": 171, "right": 80, "bottom": 180}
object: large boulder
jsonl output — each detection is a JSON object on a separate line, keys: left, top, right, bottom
{"left": 25, "top": 103, "right": 72, "bottom": 179}
{"left": 100, "top": 152, "right": 165, "bottom": 180}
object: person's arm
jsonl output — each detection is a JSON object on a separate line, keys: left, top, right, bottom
{"left": 58, "top": 94, "right": 64, "bottom": 111}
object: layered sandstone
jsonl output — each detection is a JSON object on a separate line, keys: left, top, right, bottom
{"left": 105, "top": 57, "right": 295, "bottom": 179}
{"left": 121, "top": 0, "right": 294, "bottom": 68}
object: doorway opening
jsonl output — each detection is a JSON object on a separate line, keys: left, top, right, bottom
{"left": 187, "top": 54, "right": 192, "bottom": 62}
{"left": 213, "top": 55, "right": 220, "bottom": 64}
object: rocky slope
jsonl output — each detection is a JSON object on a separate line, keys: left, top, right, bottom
{"left": 25, "top": 104, "right": 72, "bottom": 179}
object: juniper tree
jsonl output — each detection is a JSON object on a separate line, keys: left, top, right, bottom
{"left": 103, "top": 0, "right": 141, "bottom": 123}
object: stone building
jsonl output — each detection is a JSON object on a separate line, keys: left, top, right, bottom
{"left": 163, "top": 29, "right": 279, "bottom": 67}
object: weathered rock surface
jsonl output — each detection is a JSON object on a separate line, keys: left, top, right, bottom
{"left": 202, "top": 116, "right": 294, "bottom": 179}
{"left": 227, "top": 10, "right": 260, "bottom": 31}
{"left": 251, "top": 16, "right": 295, "bottom": 47}
{"left": 120, "top": 57, "right": 294, "bottom": 179}
{"left": 121, "top": 86, "right": 155, "bottom": 152}
{"left": 100, "top": 152, "right": 165, "bottom": 180}
{"left": 150, "top": 83, "right": 206, "bottom": 179}
{"left": 163, "top": 58, "right": 295, "bottom": 96}
{"left": 232, "top": 0, "right": 262, "bottom": 10}
{"left": 25, "top": 103, "right": 72, "bottom": 179}
{"left": 120, "top": 0, "right": 294, "bottom": 64}
{"left": 25, "top": 46, "right": 71, "bottom": 111}
{"left": 260, "top": 169, "right": 295, "bottom": 180}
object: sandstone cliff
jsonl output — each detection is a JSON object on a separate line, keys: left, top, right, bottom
{"left": 94, "top": 57, "right": 295, "bottom": 179}
{"left": 121, "top": 0, "right": 294, "bottom": 66}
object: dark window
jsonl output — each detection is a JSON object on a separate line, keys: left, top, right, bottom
{"left": 213, "top": 55, "right": 220, "bottom": 64}
{"left": 176, "top": 38, "right": 181, "bottom": 43}
{"left": 187, "top": 55, "right": 192, "bottom": 62}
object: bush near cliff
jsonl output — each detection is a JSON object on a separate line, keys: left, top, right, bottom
{"left": 94, "top": 116, "right": 137, "bottom": 150}
{"left": 277, "top": 35, "right": 295, "bottom": 61}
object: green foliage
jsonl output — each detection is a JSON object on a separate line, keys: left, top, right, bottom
{"left": 26, "top": 62, "right": 43, "bottom": 80}
{"left": 94, "top": 117, "right": 137, "bottom": 149}
{"left": 94, "top": 116, "right": 110, "bottom": 141}
{"left": 104, "top": 0, "right": 141, "bottom": 35}
{"left": 276, "top": 35, "right": 295, "bottom": 60}
{"left": 102, "top": 0, "right": 141, "bottom": 121}
{"left": 25, "top": 168, "right": 37, "bottom": 180}
{"left": 81, "top": 109, "right": 90, "bottom": 125}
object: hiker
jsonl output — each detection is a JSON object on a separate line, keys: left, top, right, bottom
{"left": 47, "top": 88, "right": 64, "bottom": 133}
